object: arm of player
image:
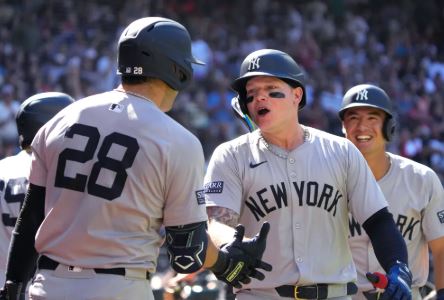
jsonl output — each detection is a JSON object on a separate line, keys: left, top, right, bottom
{"left": 429, "top": 236, "right": 444, "bottom": 300}
{"left": 363, "top": 207, "right": 408, "bottom": 272}
{"left": 363, "top": 207, "right": 412, "bottom": 300}
{"left": 1, "top": 183, "right": 45, "bottom": 298}
{"left": 206, "top": 206, "right": 240, "bottom": 246}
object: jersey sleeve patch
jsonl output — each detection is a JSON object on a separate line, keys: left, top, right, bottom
{"left": 438, "top": 210, "right": 444, "bottom": 224}
{"left": 195, "top": 189, "right": 205, "bottom": 205}
{"left": 204, "top": 181, "right": 224, "bottom": 194}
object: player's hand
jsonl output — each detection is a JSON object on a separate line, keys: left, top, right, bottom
{"left": 367, "top": 261, "right": 412, "bottom": 300}
{"left": 0, "top": 280, "right": 23, "bottom": 300}
{"left": 210, "top": 222, "right": 272, "bottom": 289}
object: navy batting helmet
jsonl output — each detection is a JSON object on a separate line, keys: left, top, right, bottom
{"left": 16, "top": 92, "right": 75, "bottom": 149}
{"left": 117, "top": 17, "right": 204, "bottom": 91}
{"left": 339, "top": 84, "right": 396, "bottom": 141}
{"left": 231, "top": 49, "right": 306, "bottom": 115}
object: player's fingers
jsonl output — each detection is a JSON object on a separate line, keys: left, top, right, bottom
{"left": 256, "top": 222, "right": 270, "bottom": 243}
{"left": 248, "top": 269, "right": 265, "bottom": 281}
{"left": 238, "top": 274, "right": 251, "bottom": 285}
{"left": 231, "top": 281, "right": 242, "bottom": 289}
{"left": 392, "top": 285, "right": 404, "bottom": 300}
{"left": 256, "top": 260, "right": 272, "bottom": 271}
{"left": 381, "top": 285, "right": 397, "bottom": 300}
{"left": 233, "top": 224, "right": 245, "bottom": 243}
{"left": 397, "top": 287, "right": 411, "bottom": 300}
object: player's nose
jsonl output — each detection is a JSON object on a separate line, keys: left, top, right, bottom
{"left": 356, "top": 119, "right": 369, "bottom": 130}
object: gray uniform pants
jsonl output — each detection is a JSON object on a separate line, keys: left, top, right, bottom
{"left": 29, "top": 268, "right": 153, "bottom": 300}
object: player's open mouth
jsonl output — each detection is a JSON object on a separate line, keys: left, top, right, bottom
{"left": 356, "top": 135, "right": 371, "bottom": 142}
{"left": 257, "top": 107, "right": 270, "bottom": 116}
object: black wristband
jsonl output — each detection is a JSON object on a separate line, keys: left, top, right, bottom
{"left": 437, "top": 288, "right": 444, "bottom": 296}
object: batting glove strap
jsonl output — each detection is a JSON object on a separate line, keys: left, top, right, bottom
{"left": 210, "top": 244, "right": 252, "bottom": 289}
{"left": 380, "top": 261, "right": 412, "bottom": 300}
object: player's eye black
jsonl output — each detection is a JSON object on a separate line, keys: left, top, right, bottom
{"left": 245, "top": 91, "right": 285, "bottom": 103}
{"left": 269, "top": 92, "right": 285, "bottom": 98}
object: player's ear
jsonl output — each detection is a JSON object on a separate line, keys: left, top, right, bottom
{"left": 341, "top": 125, "right": 346, "bottom": 136}
{"left": 294, "top": 86, "right": 303, "bottom": 103}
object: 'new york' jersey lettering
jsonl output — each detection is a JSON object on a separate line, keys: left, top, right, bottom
{"left": 245, "top": 181, "right": 342, "bottom": 221}
{"left": 205, "top": 127, "right": 387, "bottom": 288}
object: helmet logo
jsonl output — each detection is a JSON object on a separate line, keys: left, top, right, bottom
{"left": 247, "top": 57, "right": 261, "bottom": 71}
{"left": 355, "top": 89, "right": 368, "bottom": 101}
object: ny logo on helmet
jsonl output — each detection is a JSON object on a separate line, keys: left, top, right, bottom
{"left": 248, "top": 57, "right": 261, "bottom": 71}
{"left": 355, "top": 89, "right": 368, "bottom": 101}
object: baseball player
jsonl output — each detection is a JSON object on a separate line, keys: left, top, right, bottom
{"left": 0, "top": 92, "right": 75, "bottom": 299}
{"left": 0, "top": 17, "right": 271, "bottom": 300}
{"left": 339, "top": 84, "right": 444, "bottom": 300}
{"left": 205, "top": 48, "right": 413, "bottom": 300}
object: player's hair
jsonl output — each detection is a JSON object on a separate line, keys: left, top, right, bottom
{"left": 121, "top": 75, "right": 151, "bottom": 85}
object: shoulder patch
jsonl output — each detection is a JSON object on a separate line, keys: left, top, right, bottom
{"left": 195, "top": 189, "right": 205, "bottom": 205}
{"left": 204, "top": 181, "right": 224, "bottom": 194}
{"left": 438, "top": 210, "right": 444, "bottom": 224}
{"left": 109, "top": 103, "right": 124, "bottom": 112}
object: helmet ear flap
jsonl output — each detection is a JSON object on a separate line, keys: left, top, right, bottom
{"left": 383, "top": 116, "right": 396, "bottom": 141}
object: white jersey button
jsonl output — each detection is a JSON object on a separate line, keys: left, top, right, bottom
{"left": 289, "top": 158, "right": 295, "bottom": 164}
{"left": 295, "top": 223, "right": 301, "bottom": 229}
{"left": 290, "top": 172, "right": 297, "bottom": 178}
{"left": 296, "top": 257, "right": 303, "bottom": 263}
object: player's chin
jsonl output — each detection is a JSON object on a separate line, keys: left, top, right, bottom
{"left": 354, "top": 140, "right": 374, "bottom": 153}
{"left": 253, "top": 113, "right": 273, "bottom": 127}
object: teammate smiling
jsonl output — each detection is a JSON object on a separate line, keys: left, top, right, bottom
{"left": 340, "top": 84, "right": 444, "bottom": 300}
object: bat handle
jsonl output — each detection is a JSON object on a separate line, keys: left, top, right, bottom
{"left": 366, "top": 272, "right": 388, "bottom": 289}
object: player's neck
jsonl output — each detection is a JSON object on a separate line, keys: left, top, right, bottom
{"left": 260, "top": 124, "right": 306, "bottom": 150}
{"left": 117, "top": 82, "right": 165, "bottom": 108}
{"left": 365, "top": 151, "right": 391, "bottom": 181}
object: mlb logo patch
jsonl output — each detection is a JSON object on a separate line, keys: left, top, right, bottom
{"left": 195, "top": 189, "right": 205, "bottom": 205}
{"left": 109, "top": 103, "right": 123, "bottom": 113}
{"left": 204, "top": 181, "right": 224, "bottom": 194}
{"left": 438, "top": 210, "right": 444, "bottom": 224}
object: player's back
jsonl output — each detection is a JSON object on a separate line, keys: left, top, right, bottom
{"left": 30, "top": 90, "right": 207, "bottom": 271}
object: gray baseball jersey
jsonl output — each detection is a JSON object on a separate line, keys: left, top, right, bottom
{"left": 0, "top": 150, "right": 31, "bottom": 280}
{"left": 29, "top": 90, "right": 208, "bottom": 272}
{"left": 204, "top": 126, "right": 388, "bottom": 290}
{"left": 349, "top": 152, "right": 444, "bottom": 299}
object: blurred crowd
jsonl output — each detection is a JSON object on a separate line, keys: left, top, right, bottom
{"left": 1, "top": 0, "right": 444, "bottom": 182}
